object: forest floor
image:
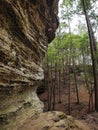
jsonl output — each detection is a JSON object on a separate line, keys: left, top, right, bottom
{"left": 38, "top": 75, "right": 98, "bottom": 130}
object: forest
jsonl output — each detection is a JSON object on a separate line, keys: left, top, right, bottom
{"left": 37, "top": 0, "right": 98, "bottom": 129}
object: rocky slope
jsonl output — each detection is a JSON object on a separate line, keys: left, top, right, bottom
{"left": 17, "top": 111, "right": 91, "bottom": 130}
{"left": 0, "top": 0, "right": 59, "bottom": 129}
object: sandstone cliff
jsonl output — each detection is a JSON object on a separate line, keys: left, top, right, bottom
{"left": 0, "top": 0, "right": 59, "bottom": 129}
{"left": 0, "top": 0, "right": 91, "bottom": 130}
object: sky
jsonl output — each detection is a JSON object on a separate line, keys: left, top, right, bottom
{"left": 58, "top": 0, "right": 98, "bottom": 39}
{"left": 58, "top": 0, "right": 86, "bottom": 34}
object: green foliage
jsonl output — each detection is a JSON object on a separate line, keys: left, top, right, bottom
{"left": 61, "top": 0, "right": 98, "bottom": 34}
{"left": 44, "top": 32, "right": 91, "bottom": 66}
{"left": 43, "top": 0, "right": 98, "bottom": 74}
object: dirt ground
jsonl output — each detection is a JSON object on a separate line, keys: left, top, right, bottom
{"left": 38, "top": 76, "right": 98, "bottom": 130}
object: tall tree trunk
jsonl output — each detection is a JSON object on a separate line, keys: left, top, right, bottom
{"left": 82, "top": 49, "right": 92, "bottom": 111}
{"left": 62, "top": 58, "right": 66, "bottom": 87}
{"left": 66, "top": 6, "right": 72, "bottom": 114}
{"left": 57, "top": 32, "right": 62, "bottom": 104}
{"left": 82, "top": 48, "right": 89, "bottom": 89}
{"left": 81, "top": 0, "right": 98, "bottom": 111}
{"left": 46, "top": 54, "right": 52, "bottom": 111}
{"left": 46, "top": 54, "right": 50, "bottom": 111}
{"left": 49, "top": 61, "right": 53, "bottom": 110}
{"left": 52, "top": 62, "right": 57, "bottom": 110}
{"left": 68, "top": 65, "right": 71, "bottom": 114}
{"left": 88, "top": 82, "right": 94, "bottom": 112}
{"left": 72, "top": 56, "right": 80, "bottom": 104}
{"left": 58, "top": 62, "right": 61, "bottom": 103}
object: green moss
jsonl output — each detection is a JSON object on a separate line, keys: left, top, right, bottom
{"left": 57, "top": 113, "right": 66, "bottom": 119}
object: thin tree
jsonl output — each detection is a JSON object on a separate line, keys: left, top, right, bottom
{"left": 81, "top": 0, "right": 98, "bottom": 111}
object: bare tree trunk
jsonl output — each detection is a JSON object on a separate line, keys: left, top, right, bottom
{"left": 49, "top": 61, "right": 53, "bottom": 110}
{"left": 62, "top": 58, "right": 66, "bottom": 87}
{"left": 82, "top": 49, "right": 89, "bottom": 89}
{"left": 58, "top": 62, "right": 61, "bottom": 103}
{"left": 81, "top": 0, "right": 98, "bottom": 111}
{"left": 72, "top": 56, "right": 80, "bottom": 104}
{"left": 46, "top": 54, "right": 51, "bottom": 111}
{"left": 68, "top": 47, "right": 71, "bottom": 114}
{"left": 57, "top": 32, "right": 62, "bottom": 104}
{"left": 52, "top": 62, "right": 57, "bottom": 110}
{"left": 68, "top": 65, "right": 71, "bottom": 114}
{"left": 66, "top": 6, "right": 72, "bottom": 115}
{"left": 88, "top": 82, "right": 94, "bottom": 112}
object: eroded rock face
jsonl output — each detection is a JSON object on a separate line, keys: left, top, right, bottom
{"left": 0, "top": 0, "right": 59, "bottom": 129}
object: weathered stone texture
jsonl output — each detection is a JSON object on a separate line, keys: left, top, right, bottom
{"left": 0, "top": 0, "right": 59, "bottom": 129}
{"left": 18, "top": 111, "right": 91, "bottom": 130}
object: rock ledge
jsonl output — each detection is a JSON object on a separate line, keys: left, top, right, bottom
{"left": 18, "top": 111, "right": 91, "bottom": 130}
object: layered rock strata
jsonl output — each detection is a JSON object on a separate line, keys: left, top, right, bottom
{"left": 0, "top": 0, "right": 59, "bottom": 129}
